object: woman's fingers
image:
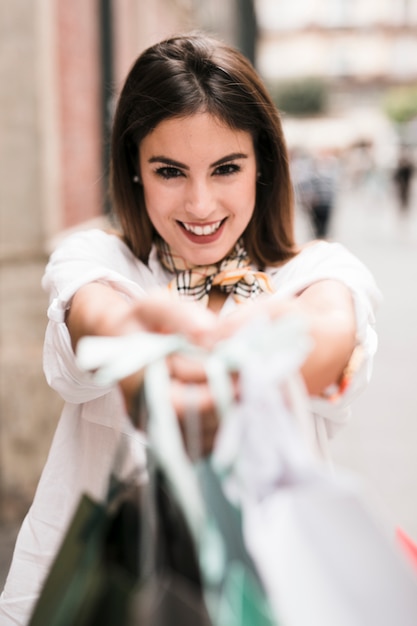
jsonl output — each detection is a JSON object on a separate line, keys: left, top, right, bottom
{"left": 212, "top": 297, "right": 297, "bottom": 343}
{"left": 133, "top": 292, "right": 217, "bottom": 347}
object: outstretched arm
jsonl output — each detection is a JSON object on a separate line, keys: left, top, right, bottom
{"left": 215, "top": 279, "right": 356, "bottom": 397}
{"left": 65, "top": 282, "right": 219, "bottom": 439}
{"left": 294, "top": 279, "right": 356, "bottom": 396}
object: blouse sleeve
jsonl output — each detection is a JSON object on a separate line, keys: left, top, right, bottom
{"left": 269, "top": 241, "right": 382, "bottom": 429}
{"left": 41, "top": 229, "right": 157, "bottom": 403}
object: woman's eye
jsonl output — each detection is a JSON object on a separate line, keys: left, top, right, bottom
{"left": 155, "top": 166, "right": 183, "bottom": 179}
{"left": 214, "top": 163, "right": 241, "bottom": 176}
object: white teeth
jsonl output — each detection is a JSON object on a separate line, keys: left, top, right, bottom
{"left": 182, "top": 220, "right": 222, "bottom": 236}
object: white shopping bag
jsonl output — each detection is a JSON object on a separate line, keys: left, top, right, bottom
{"left": 245, "top": 478, "right": 417, "bottom": 626}
{"left": 212, "top": 352, "right": 417, "bottom": 626}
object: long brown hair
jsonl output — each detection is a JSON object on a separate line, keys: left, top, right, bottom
{"left": 110, "top": 33, "right": 297, "bottom": 267}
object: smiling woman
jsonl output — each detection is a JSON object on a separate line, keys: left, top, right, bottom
{"left": 0, "top": 32, "right": 381, "bottom": 625}
{"left": 111, "top": 34, "right": 296, "bottom": 268}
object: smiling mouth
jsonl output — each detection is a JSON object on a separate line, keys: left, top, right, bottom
{"left": 179, "top": 219, "right": 224, "bottom": 236}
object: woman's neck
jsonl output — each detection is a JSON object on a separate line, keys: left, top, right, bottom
{"left": 207, "top": 287, "right": 228, "bottom": 313}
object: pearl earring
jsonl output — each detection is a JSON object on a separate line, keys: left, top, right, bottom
{"left": 133, "top": 175, "right": 140, "bottom": 183}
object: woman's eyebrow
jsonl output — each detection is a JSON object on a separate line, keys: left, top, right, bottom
{"left": 148, "top": 152, "right": 248, "bottom": 169}
{"left": 211, "top": 153, "right": 248, "bottom": 167}
{"left": 148, "top": 156, "right": 188, "bottom": 169}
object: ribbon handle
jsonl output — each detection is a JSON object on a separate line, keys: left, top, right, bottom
{"left": 76, "top": 313, "right": 312, "bottom": 420}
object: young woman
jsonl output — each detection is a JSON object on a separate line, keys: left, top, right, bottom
{"left": 0, "top": 33, "right": 380, "bottom": 624}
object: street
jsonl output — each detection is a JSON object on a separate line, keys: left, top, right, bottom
{"left": 316, "top": 176, "right": 417, "bottom": 540}
{"left": 1, "top": 177, "right": 417, "bottom": 591}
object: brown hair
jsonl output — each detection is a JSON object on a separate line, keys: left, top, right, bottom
{"left": 110, "top": 33, "right": 297, "bottom": 267}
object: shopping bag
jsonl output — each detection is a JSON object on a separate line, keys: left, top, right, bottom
{"left": 209, "top": 351, "right": 417, "bottom": 626}
{"left": 195, "top": 461, "right": 277, "bottom": 626}
{"left": 28, "top": 463, "right": 212, "bottom": 626}
{"left": 245, "top": 477, "right": 417, "bottom": 626}
{"left": 141, "top": 355, "right": 279, "bottom": 626}
{"left": 126, "top": 465, "right": 214, "bottom": 626}
{"left": 27, "top": 476, "right": 139, "bottom": 626}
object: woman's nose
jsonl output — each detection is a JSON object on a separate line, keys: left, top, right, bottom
{"left": 184, "top": 179, "right": 216, "bottom": 219}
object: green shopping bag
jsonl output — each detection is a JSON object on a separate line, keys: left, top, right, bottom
{"left": 195, "top": 461, "right": 278, "bottom": 626}
{"left": 28, "top": 466, "right": 212, "bottom": 626}
{"left": 27, "top": 480, "right": 138, "bottom": 626}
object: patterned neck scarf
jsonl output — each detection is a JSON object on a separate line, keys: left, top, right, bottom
{"left": 156, "top": 238, "right": 274, "bottom": 305}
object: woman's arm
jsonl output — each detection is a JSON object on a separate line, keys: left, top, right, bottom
{"left": 66, "top": 282, "right": 145, "bottom": 349}
{"left": 66, "top": 282, "right": 217, "bottom": 347}
{"left": 66, "top": 282, "right": 150, "bottom": 414}
{"left": 215, "top": 279, "right": 356, "bottom": 398}
{"left": 295, "top": 279, "right": 356, "bottom": 396}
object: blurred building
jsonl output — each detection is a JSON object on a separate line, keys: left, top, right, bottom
{"left": 255, "top": 0, "right": 417, "bottom": 154}
{"left": 256, "top": 0, "right": 417, "bottom": 85}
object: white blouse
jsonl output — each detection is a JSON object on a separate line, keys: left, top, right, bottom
{"left": 0, "top": 229, "right": 381, "bottom": 625}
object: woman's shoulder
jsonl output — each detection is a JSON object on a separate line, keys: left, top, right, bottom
{"left": 42, "top": 227, "right": 162, "bottom": 311}
{"left": 43, "top": 226, "right": 149, "bottom": 288}
{"left": 293, "top": 239, "right": 375, "bottom": 275}
{"left": 297, "top": 238, "right": 348, "bottom": 258}
{"left": 47, "top": 226, "right": 136, "bottom": 263}
{"left": 266, "top": 238, "right": 380, "bottom": 301}
{"left": 269, "top": 239, "right": 352, "bottom": 274}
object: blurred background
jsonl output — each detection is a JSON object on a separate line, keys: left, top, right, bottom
{"left": 1, "top": 0, "right": 417, "bottom": 582}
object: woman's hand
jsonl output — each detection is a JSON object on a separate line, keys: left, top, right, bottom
{"left": 129, "top": 291, "right": 218, "bottom": 347}
{"left": 67, "top": 283, "right": 222, "bottom": 453}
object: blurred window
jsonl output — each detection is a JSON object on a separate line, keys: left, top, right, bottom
{"left": 389, "top": 37, "right": 417, "bottom": 78}
{"left": 256, "top": 0, "right": 315, "bottom": 31}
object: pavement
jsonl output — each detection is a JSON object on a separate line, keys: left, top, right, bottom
{"left": 328, "top": 177, "right": 417, "bottom": 540}
{"left": 1, "top": 176, "right": 417, "bottom": 592}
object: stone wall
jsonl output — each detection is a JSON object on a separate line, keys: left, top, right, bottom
{"left": 0, "top": 0, "right": 63, "bottom": 521}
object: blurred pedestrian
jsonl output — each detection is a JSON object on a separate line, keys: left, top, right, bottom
{"left": 308, "top": 150, "right": 339, "bottom": 238}
{"left": 393, "top": 147, "right": 415, "bottom": 212}
{"left": 292, "top": 148, "right": 339, "bottom": 239}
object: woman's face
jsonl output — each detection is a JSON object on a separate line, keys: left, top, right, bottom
{"left": 138, "top": 112, "right": 257, "bottom": 266}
